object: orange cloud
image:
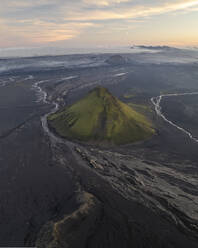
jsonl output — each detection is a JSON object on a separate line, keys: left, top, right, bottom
{"left": 65, "top": 0, "right": 198, "bottom": 21}
{"left": 0, "top": 18, "right": 95, "bottom": 46}
{"left": 1, "top": 0, "right": 198, "bottom": 47}
{"left": 83, "top": 0, "right": 130, "bottom": 6}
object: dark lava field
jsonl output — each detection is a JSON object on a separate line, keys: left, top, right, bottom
{"left": 0, "top": 48, "right": 198, "bottom": 247}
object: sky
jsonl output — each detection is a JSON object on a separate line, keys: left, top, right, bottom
{"left": 1, "top": 0, "right": 198, "bottom": 49}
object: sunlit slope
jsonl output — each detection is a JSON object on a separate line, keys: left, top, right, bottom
{"left": 48, "top": 87, "right": 155, "bottom": 145}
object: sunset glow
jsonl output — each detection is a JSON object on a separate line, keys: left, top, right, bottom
{"left": 1, "top": 0, "right": 198, "bottom": 48}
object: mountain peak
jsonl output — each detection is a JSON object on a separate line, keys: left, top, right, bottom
{"left": 48, "top": 87, "right": 154, "bottom": 145}
{"left": 91, "top": 86, "right": 110, "bottom": 96}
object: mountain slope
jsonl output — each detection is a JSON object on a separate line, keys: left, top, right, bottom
{"left": 48, "top": 87, "right": 154, "bottom": 145}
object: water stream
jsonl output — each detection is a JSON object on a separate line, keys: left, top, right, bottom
{"left": 151, "top": 92, "right": 198, "bottom": 143}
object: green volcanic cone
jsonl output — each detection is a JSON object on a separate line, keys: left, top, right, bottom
{"left": 48, "top": 87, "right": 155, "bottom": 145}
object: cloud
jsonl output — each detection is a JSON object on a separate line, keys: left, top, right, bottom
{"left": 82, "top": 0, "right": 130, "bottom": 7}
{"left": 0, "top": 17, "right": 95, "bottom": 46}
{"left": 65, "top": 0, "right": 198, "bottom": 21}
{"left": 1, "top": 0, "right": 198, "bottom": 47}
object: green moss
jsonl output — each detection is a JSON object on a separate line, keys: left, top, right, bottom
{"left": 48, "top": 87, "right": 155, "bottom": 145}
{"left": 127, "top": 103, "right": 152, "bottom": 114}
{"left": 123, "top": 93, "right": 135, "bottom": 99}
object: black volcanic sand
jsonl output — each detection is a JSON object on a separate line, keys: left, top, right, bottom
{"left": 36, "top": 142, "right": 198, "bottom": 248}
{"left": 161, "top": 94, "right": 198, "bottom": 137}
{"left": 0, "top": 58, "right": 198, "bottom": 247}
{"left": 0, "top": 80, "right": 76, "bottom": 246}
{"left": 0, "top": 82, "right": 36, "bottom": 135}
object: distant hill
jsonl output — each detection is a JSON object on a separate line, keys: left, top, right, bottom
{"left": 48, "top": 87, "right": 154, "bottom": 145}
{"left": 131, "top": 45, "right": 172, "bottom": 50}
{"left": 105, "top": 55, "right": 127, "bottom": 65}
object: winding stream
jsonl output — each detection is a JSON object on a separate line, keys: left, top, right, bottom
{"left": 32, "top": 78, "right": 77, "bottom": 146}
{"left": 151, "top": 92, "right": 198, "bottom": 143}
{"left": 32, "top": 80, "right": 61, "bottom": 143}
{"left": 33, "top": 77, "right": 198, "bottom": 145}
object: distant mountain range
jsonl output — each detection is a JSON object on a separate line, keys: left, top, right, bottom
{"left": 131, "top": 45, "right": 173, "bottom": 50}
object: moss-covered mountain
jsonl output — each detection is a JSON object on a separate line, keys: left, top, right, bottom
{"left": 48, "top": 87, "right": 155, "bottom": 145}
